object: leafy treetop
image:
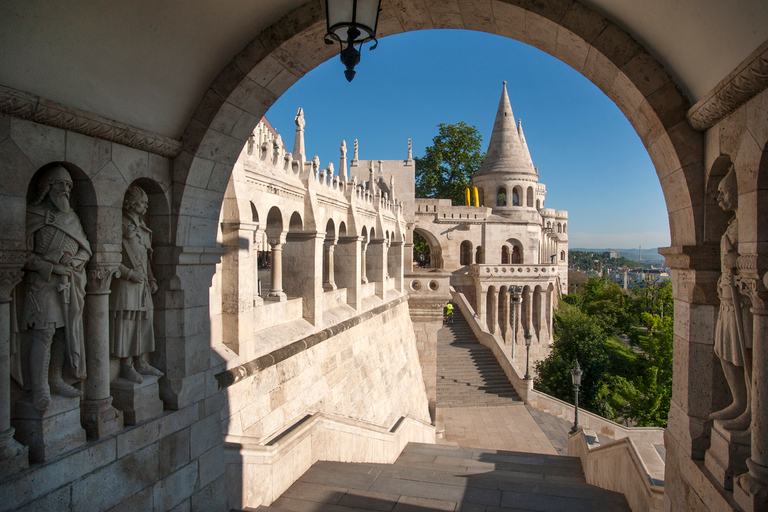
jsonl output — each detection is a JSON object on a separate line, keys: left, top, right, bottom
{"left": 415, "top": 122, "right": 485, "bottom": 206}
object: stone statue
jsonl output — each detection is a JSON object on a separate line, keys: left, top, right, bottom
{"left": 110, "top": 186, "right": 163, "bottom": 383}
{"left": 21, "top": 165, "right": 91, "bottom": 411}
{"left": 710, "top": 166, "right": 752, "bottom": 431}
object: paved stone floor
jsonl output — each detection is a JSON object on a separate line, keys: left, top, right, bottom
{"left": 436, "top": 405, "right": 563, "bottom": 456}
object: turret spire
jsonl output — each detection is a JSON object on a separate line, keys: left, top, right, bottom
{"left": 475, "top": 82, "right": 535, "bottom": 176}
{"left": 517, "top": 119, "right": 534, "bottom": 173}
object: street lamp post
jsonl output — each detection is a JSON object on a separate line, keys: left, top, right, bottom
{"left": 511, "top": 286, "right": 522, "bottom": 346}
{"left": 570, "top": 359, "right": 583, "bottom": 434}
{"left": 524, "top": 330, "right": 532, "bottom": 380}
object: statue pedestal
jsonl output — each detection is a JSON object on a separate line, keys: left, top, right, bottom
{"left": 111, "top": 375, "right": 163, "bottom": 425}
{"left": 11, "top": 395, "right": 86, "bottom": 463}
{"left": 81, "top": 397, "right": 123, "bottom": 439}
{"left": 0, "top": 427, "right": 28, "bottom": 477}
{"left": 705, "top": 420, "right": 751, "bottom": 490}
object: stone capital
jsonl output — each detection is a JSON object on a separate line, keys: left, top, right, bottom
{"left": 658, "top": 244, "right": 720, "bottom": 271}
{"left": 86, "top": 264, "right": 120, "bottom": 295}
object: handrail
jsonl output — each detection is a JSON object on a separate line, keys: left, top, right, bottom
{"left": 569, "top": 429, "right": 664, "bottom": 512}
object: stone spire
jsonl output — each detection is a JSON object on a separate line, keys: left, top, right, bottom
{"left": 407, "top": 138, "right": 412, "bottom": 160}
{"left": 293, "top": 108, "right": 306, "bottom": 164}
{"left": 340, "top": 140, "right": 348, "bottom": 181}
{"left": 475, "top": 82, "right": 535, "bottom": 176}
{"left": 517, "top": 119, "right": 535, "bottom": 174}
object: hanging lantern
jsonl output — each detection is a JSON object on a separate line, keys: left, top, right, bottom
{"left": 324, "top": 0, "right": 382, "bottom": 82}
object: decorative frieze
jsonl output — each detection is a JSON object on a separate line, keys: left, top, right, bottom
{"left": 0, "top": 84, "right": 182, "bottom": 158}
{"left": 687, "top": 41, "right": 768, "bottom": 131}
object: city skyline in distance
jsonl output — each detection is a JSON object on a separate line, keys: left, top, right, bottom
{"left": 265, "top": 30, "right": 671, "bottom": 249}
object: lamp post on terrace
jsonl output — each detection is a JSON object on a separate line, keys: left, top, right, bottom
{"left": 570, "top": 359, "right": 583, "bottom": 434}
{"left": 510, "top": 285, "right": 522, "bottom": 346}
{"left": 524, "top": 330, "right": 532, "bottom": 380}
{"left": 324, "top": 0, "right": 382, "bottom": 82}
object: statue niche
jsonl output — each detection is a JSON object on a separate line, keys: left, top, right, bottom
{"left": 710, "top": 166, "right": 752, "bottom": 431}
{"left": 17, "top": 165, "right": 91, "bottom": 412}
{"left": 110, "top": 185, "right": 163, "bottom": 383}
{"left": 108, "top": 185, "right": 164, "bottom": 425}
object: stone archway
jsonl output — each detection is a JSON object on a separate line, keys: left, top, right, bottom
{"left": 174, "top": 0, "right": 703, "bottom": 255}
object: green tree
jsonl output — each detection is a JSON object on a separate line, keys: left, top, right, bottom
{"left": 534, "top": 306, "right": 612, "bottom": 412}
{"left": 415, "top": 122, "right": 485, "bottom": 205}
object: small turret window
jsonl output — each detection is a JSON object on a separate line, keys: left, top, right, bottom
{"left": 497, "top": 187, "right": 507, "bottom": 206}
{"left": 512, "top": 188, "right": 520, "bottom": 206}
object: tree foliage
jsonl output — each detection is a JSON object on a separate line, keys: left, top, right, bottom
{"left": 415, "top": 122, "right": 485, "bottom": 206}
{"left": 535, "top": 277, "right": 674, "bottom": 427}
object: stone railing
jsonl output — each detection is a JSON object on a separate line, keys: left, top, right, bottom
{"left": 471, "top": 264, "right": 558, "bottom": 277}
{"left": 569, "top": 429, "right": 664, "bottom": 512}
{"left": 224, "top": 412, "right": 434, "bottom": 509}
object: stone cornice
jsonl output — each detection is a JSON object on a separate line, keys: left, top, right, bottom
{"left": 687, "top": 39, "right": 768, "bottom": 132}
{"left": 0, "top": 84, "right": 182, "bottom": 158}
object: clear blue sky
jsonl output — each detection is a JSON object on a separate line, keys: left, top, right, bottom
{"left": 266, "top": 29, "right": 670, "bottom": 250}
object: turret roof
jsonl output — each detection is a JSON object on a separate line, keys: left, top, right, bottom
{"left": 475, "top": 82, "right": 535, "bottom": 176}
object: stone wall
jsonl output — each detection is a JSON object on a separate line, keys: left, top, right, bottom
{"left": 220, "top": 298, "right": 431, "bottom": 441}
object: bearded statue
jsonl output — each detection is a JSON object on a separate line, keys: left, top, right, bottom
{"left": 18, "top": 165, "right": 91, "bottom": 411}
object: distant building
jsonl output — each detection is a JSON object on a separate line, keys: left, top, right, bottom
{"left": 604, "top": 250, "right": 620, "bottom": 259}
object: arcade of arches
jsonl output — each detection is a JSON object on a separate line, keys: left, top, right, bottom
{"left": 0, "top": 2, "right": 767, "bottom": 511}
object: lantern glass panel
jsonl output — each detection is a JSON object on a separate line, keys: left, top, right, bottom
{"left": 327, "top": 0, "right": 354, "bottom": 29}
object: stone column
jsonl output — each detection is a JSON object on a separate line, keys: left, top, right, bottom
{"left": 267, "top": 237, "right": 287, "bottom": 302}
{"left": 475, "top": 285, "right": 486, "bottom": 327}
{"left": 388, "top": 240, "right": 404, "bottom": 293}
{"left": 735, "top": 272, "right": 768, "bottom": 511}
{"left": 658, "top": 245, "right": 723, "bottom": 511}
{"left": 221, "top": 221, "right": 258, "bottom": 354}
{"left": 253, "top": 227, "right": 264, "bottom": 306}
{"left": 323, "top": 239, "right": 337, "bottom": 291}
{"left": 538, "top": 286, "right": 548, "bottom": 342}
{"left": 500, "top": 288, "right": 510, "bottom": 343}
{"left": 525, "top": 287, "right": 534, "bottom": 338}
{"left": 81, "top": 263, "right": 124, "bottom": 439}
{"left": 282, "top": 232, "right": 324, "bottom": 326}
{"left": 335, "top": 236, "right": 362, "bottom": 311}
{"left": 361, "top": 241, "right": 369, "bottom": 284}
{"left": 513, "top": 290, "right": 522, "bottom": 346}
{"left": 488, "top": 290, "right": 498, "bottom": 334}
{"left": 0, "top": 257, "right": 28, "bottom": 477}
{"left": 368, "top": 239, "right": 387, "bottom": 299}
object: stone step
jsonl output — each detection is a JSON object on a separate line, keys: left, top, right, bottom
{"left": 265, "top": 442, "right": 631, "bottom": 511}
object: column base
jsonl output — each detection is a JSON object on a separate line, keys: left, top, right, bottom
{"left": 266, "top": 291, "right": 287, "bottom": 302}
{"left": 0, "top": 427, "right": 28, "bottom": 477}
{"left": 323, "top": 282, "right": 337, "bottom": 291}
{"left": 111, "top": 375, "right": 164, "bottom": 425}
{"left": 81, "top": 397, "right": 124, "bottom": 439}
{"left": 704, "top": 420, "right": 750, "bottom": 490}
{"left": 734, "top": 459, "right": 768, "bottom": 512}
{"left": 12, "top": 395, "right": 86, "bottom": 463}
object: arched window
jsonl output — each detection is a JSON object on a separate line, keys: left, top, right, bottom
{"left": 536, "top": 199, "right": 540, "bottom": 209}
{"left": 560, "top": 250, "right": 565, "bottom": 261}
{"left": 460, "top": 241, "right": 472, "bottom": 265}
{"left": 512, "top": 245, "right": 521, "bottom": 264}
{"left": 563, "top": 223, "right": 567, "bottom": 233}
{"left": 497, "top": 187, "right": 507, "bottom": 206}
{"left": 501, "top": 246, "right": 509, "bottom": 264}
{"left": 557, "top": 223, "right": 562, "bottom": 233}
{"left": 512, "top": 188, "right": 520, "bottom": 206}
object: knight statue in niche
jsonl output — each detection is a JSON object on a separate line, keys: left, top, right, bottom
{"left": 18, "top": 165, "right": 91, "bottom": 412}
{"left": 110, "top": 185, "right": 163, "bottom": 383}
{"left": 710, "top": 166, "right": 753, "bottom": 431}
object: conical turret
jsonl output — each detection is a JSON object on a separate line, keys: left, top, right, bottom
{"left": 517, "top": 119, "right": 535, "bottom": 174}
{"left": 475, "top": 82, "right": 535, "bottom": 176}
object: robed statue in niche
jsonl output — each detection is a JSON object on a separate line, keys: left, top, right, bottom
{"left": 710, "top": 166, "right": 753, "bottom": 431}
{"left": 110, "top": 185, "right": 163, "bottom": 383}
{"left": 17, "top": 165, "right": 91, "bottom": 411}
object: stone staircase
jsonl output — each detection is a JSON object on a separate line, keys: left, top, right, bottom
{"left": 248, "top": 442, "right": 631, "bottom": 511}
{"left": 437, "top": 305, "right": 523, "bottom": 407}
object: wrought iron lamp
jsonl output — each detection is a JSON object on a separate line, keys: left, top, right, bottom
{"left": 570, "top": 359, "right": 583, "bottom": 434}
{"left": 524, "top": 330, "right": 532, "bottom": 380}
{"left": 324, "top": 0, "right": 382, "bottom": 82}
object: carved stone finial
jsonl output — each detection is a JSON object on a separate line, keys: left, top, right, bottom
{"left": 407, "top": 138, "right": 412, "bottom": 160}
{"left": 353, "top": 139, "right": 359, "bottom": 161}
